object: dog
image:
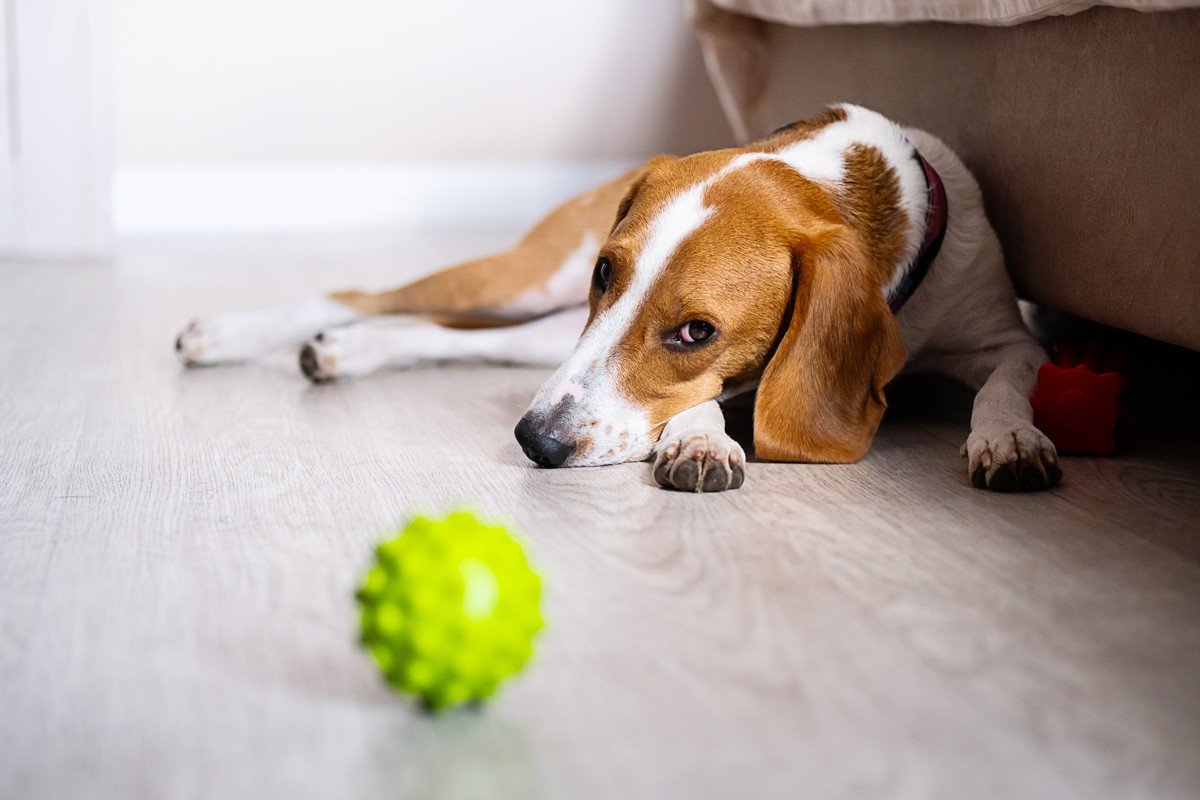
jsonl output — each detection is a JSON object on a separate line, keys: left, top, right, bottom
{"left": 176, "top": 103, "right": 1062, "bottom": 493}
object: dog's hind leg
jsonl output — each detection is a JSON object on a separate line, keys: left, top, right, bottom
{"left": 295, "top": 304, "right": 585, "bottom": 383}
{"left": 328, "top": 169, "right": 637, "bottom": 324}
{"left": 299, "top": 306, "right": 589, "bottom": 383}
{"left": 175, "top": 167, "right": 639, "bottom": 367}
{"left": 175, "top": 296, "right": 364, "bottom": 367}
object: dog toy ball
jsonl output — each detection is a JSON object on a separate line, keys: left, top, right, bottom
{"left": 356, "top": 511, "right": 544, "bottom": 711}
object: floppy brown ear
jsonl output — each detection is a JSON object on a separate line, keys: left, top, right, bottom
{"left": 753, "top": 224, "right": 907, "bottom": 463}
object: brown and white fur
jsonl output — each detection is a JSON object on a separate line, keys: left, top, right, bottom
{"left": 176, "top": 104, "right": 1061, "bottom": 493}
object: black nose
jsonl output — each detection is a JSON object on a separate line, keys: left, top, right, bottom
{"left": 514, "top": 414, "right": 575, "bottom": 468}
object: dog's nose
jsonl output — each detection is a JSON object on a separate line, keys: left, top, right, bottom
{"left": 514, "top": 414, "right": 575, "bottom": 468}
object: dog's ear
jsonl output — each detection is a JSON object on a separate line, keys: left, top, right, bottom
{"left": 753, "top": 223, "right": 906, "bottom": 462}
{"left": 611, "top": 177, "right": 643, "bottom": 233}
{"left": 611, "top": 156, "right": 674, "bottom": 233}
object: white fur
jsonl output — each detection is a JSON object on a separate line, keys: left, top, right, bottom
{"left": 177, "top": 296, "right": 361, "bottom": 365}
{"left": 301, "top": 307, "right": 586, "bottom": 382}
{"left": 652, "top": 399, "right": 746, "bottom": 492}
{"left": 895, "top": 128, "right": 1059, "bottom": 485}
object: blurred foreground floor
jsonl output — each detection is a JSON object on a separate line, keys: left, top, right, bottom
{"left": 2, "top": 231, "right": 1199, "bottom": 800}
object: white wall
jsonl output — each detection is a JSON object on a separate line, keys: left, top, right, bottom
{"left": 113, "top": 0, "right": 730, "bottom": 165}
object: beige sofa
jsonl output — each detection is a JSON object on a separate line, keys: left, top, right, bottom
{"left": 690, "top": 0, "right": 1200, "bottom": 351}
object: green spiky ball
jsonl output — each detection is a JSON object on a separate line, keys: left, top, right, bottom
{"left": 356, "top": 511, "right": 544, "bottom": 710}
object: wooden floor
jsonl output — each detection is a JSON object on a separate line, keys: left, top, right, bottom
{"left": 3, "top": 231, "right": 1199, "bottom": 800}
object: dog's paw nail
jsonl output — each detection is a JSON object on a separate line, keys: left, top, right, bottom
{"left": 652, "top": 450, "right": 676, "bottom": 486}
{"left": 971, "top": 464, "right": 987, "bottom": 489}
{"left": 729, "top": 462, "right": 745, "bottom": 490}
{"left": 965, "top": 425, "right": 1062, "bottom": 492}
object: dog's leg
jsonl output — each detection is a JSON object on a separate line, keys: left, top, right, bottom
{"left": 963, "top": 342, "right": 1063, "bottom": 491}
{"left": 896, "top": 130, "right": 1061, "bottom": 491}
{"left": 176, "top": 167, "right": 640, "bottom": 367}
{"left": 326, "top": 171, "right": 631, "bottom": 322}
{"left": 176, "top": 297, "right": 362, "bottom": 366}
{"left": 299, "top": 306, "right": 588, "bottom": 383}
{"left": 924, "top": 339, "right": 1062, "bottom": 491}
{"left": 652, "top": 400, "right": 746, "bottom": 492}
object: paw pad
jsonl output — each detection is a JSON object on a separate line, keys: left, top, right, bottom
{"left": 653, "top": 432, "right": 746, "bottom": 493}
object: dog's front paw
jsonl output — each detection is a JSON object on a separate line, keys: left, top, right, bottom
{"left": 961, "top": 421, "right": 1062, "bottom": 492}
{"left": 653, "top": 430, "right": 746, "bottom": 492}
{"left": 299, "top": 327, "right": 389, "bottom": 384}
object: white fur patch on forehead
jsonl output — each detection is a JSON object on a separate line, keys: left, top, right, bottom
{"left": 635, "top": 187, "right": 715, "bottom": 296}
{"left": 566, "top": 180, "right": 716, "bottom": 368}
{"left": 566, "top": 152, "right": 781, "bottom": 373}
{"left": 530, "top": 172, "right": 722, "bottom": 427}
{"left": 599, "top": 154, "right": 773, "bottom": 338}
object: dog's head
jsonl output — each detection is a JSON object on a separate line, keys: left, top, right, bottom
{"left": 515, "top": 150, "right": 906, "bottom": 468}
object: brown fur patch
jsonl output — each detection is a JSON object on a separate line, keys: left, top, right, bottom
{"left": 836, "top": 144, "right": 910, "bottom": 285}
{"left": 753, "top": 224, "right": 907, "bottom": 462}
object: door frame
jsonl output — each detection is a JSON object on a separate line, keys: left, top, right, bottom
{"left": 0, "top": 0, "right": 111, "bottom": 259}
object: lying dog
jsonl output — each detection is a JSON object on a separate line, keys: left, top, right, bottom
{"left": 176, "top": 104, "right": 1061, "bottom": 493}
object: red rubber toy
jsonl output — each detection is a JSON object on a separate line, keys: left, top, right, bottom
{"left": 1030, "top": 340, "right": 1125, "bottom": 456}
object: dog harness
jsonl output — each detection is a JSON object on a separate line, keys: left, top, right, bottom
{"left": 887, "top": 151, "right": 948, "bottom": 314}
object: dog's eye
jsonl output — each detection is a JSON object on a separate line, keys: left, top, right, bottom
{"left": 592, "top": 257, "right": 613, "bottom": 294}
{"left": 678, "top": 320, "right": 715, "bottom": 344}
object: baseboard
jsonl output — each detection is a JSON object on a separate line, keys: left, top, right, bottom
{"left": 113, "top": 161, "right": 638, "bottom": 235}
